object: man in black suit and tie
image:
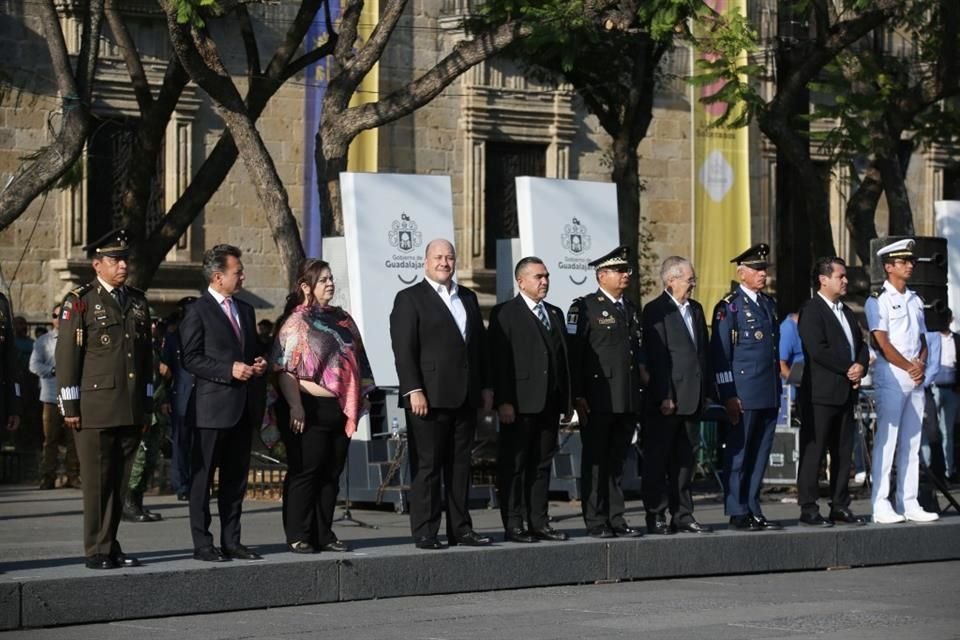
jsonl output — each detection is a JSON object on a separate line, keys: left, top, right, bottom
{"left": 796, "top": 256, "right": 869, "bottom": 526}
{"left": 488, "top": 257, "right": 572, "bottom": 543}
{"left": 641, "top": 256, "right": 714, "bottom": 534}
{"left": 566, "top": 246, "right": 644, "bottom": 538}
{"left": 389, "top": 238, "right": 493, "bottom": 550}
{"left": 179, "top": 244, "right": 268, "bottom": 561}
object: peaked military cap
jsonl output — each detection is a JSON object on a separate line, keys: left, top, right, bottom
{"left": 589, "top": 245, "right": 631, "bottom": 270}
{"left": 876, "top": 238, "right": 916, "bottom": 262}
{"left": 731, "top": 243, "right": 769, "bottom": 270}
{"left": 83, "top": 228, "right": 131, "bottom": 259}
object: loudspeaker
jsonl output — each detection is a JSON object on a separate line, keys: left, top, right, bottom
{"left": 868, "top": 236, "right": 947, "bottom": 286}
{"left": 869, "top": 236, "right": 950, "bottom": 332}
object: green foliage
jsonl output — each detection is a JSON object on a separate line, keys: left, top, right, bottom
{"left": 172, "top": 0, "right": 223, "bottom": 28}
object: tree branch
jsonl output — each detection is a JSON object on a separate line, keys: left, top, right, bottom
{"left": 235, "top": 3, "right": 262, "bottom": 78}
{"left": 345, "top": 0, "right": 408, "bottom": 84}
{"left": 105, "top": 1, "right": 153, "bottom": 112}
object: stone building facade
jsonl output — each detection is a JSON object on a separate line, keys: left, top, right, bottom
{"left": 0, "top": 0, "right": 954, "bottom": 326}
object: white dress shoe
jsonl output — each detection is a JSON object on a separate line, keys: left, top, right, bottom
{"left": 903, "top": 509, "right": 939, "bottom": 523}
{"left": 872, "top": 511, "right": 906, "bottom": 524}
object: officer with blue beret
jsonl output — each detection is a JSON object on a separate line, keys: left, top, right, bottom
{"left": 710, "top": 243, "right": 783, "bottom": 531}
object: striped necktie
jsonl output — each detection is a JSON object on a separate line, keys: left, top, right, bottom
{"left": 536, "top": 302, "right": 551, "bottom": 330}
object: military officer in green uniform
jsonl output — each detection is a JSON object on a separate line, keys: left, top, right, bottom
{"left": 56, "top": 229, "right": 153, "bottom": 570}
{"left": 0, "top": 291, "right": 21, "bottom": 442}
{"left": 566, "top": 246, "right": 645, "bottom": 538}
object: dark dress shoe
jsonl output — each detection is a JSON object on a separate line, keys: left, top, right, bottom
{"left": 729, "top": 515, "right": 760, "bottom": 531}
{"left": 414, "top": 536, "right": 444, "bottom": 550}
{"left": 64, "top": 477, "right": 82, "bottom": 489}
{"left": 38, "top": 477, "right": 55, "bottom": 490}
{"left": 672, "top": 520, "right": 713, "bottom": 534}
{"left": 752, "top": 515, "right": 783, "bottom": 530}
{"left": 141, "top": 508, "right": 163, "bottom": 522}
{"left": 505, "top": 528, "right": 538, "bottom": 543}
{"left": 612, "top": 525, "right": 643, "bottom": 538}
{"left": 288, "top": 541, "right": 316, "bottom": 554}
{"left": 587, "top": 525, "right": 615, "bottom": 538}
{"left": 320, "top": 539, "right": 351, "bottom": 552}
{"left": 829, "top": 508, "right": 867, "bottom": 526}
{"left": 111, "top": 552, "right": 142, "bottom": 568}
{"left": 193, "top": 546, "right": 229, "bottom": 562}
{"left": 531, "top": 525, "right": 569, "bottom": 541}
{"left": 646, "top": 516, "right": 673, "bottom": 535}
{"left": 798, "top": 512, "right": 834, "bottom": 527}
{"left": 223, "top": 544, "right": 263, "bottom": 560}
{"left": 85, "top": 554, "right": 118, "bottom": 570}
{"left": 449, "top": 530, "right": 491, "bottom": 546}
{"left": 176, "top": 492, "right": 189, "bottom": 501}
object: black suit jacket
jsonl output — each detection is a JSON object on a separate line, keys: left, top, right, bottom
{"left": 797, "top": 294, "right": 869, "bottom": 407}
{"left": 488, "top": 295, "right": 571, "bottom": 415}
{"left": 390, "top": 279, "right": 487, "bottom": 410}
{"left": 642, "top": 291, "right": 711, "bottom": 417}
{"left": 179, "top": 291, "right": 267, "bottom": 429}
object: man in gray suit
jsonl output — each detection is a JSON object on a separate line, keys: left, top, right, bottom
{"left": 641, "top": 257, "right": 713, "bottom": 534}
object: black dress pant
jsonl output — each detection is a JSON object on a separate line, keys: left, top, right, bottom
{"left": 73, "top": 425, "right": 140, "bottom": 557}
{"left": 497, "top": 401, "right": 560, "bottom": 532}
{"left": 189, "top": 414, "right": 254, "bottom": 550}
{"left": 641, "top": 413, "right": 696, "bottom": 524}
{"left": 797, "top": 400, "right": 856, "bottom": 515}
{"left": 281, "top": 394, "right": 350, "bottom": 546}
{"left": 406, "top": 403, "right": 476, "bottom": 540}
{"left": 580, "top": 412, "right": 636, "bottom": 529}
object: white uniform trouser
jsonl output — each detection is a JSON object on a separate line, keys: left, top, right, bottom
{"left": 870, "top": 383, "right": 924, "bottom": 514}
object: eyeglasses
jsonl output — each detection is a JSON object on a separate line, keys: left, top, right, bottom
{"left": 602, "top": 267, "right": 633, "bottom": 275}
{"left": 893, "top": 258, "right": 917, "bottom": 265}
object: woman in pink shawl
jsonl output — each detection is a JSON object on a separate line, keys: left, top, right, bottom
{"left": 272, "top": 259, "right": 375, "bottom": 553}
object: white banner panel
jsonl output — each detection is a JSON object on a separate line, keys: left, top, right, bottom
{"left": 341, "top": 172, "right": 455, "bottom": 390}
{"left": 516, "top": 177, "right": 620, "bottom": 311}
{"left": 935, "top": 200, "right": 960, "bottom": 331}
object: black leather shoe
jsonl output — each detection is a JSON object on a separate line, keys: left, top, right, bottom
{"left": 141, "top": 508, "right": 163, "bottom": 522}
{"left": 449, "top": 530, "right": 491, "bottom": 546}
{"left": 414, "top": 536, "right": 444, "bottom": 550}
{"left": 530, "top": 525, "right": 569, "bottom": 541}
{"left": 122, "top": 510, "right": 153, "bottom": 523}
{"left": 38, "top": 477, "right": 55, "bottom": 490}
{"left": 829, "top": 508, "right": 867, "bottom": 526}
{"left": 587, "top": 525, "right": 615, "bottom": 538}
{"left": 646, "top": 516, "right": 673, "bottom": 535}
{"left": 729, "top": 515, "right": 760, "bottom": 531}
{"left": 612, "top": 525, "right": 643, "bottom": 538}
{"left": 672, "top": 520, "right": 714, "bottom": 534}
{"left": 752, "top": 515, "right": 783, "bottom": 530}
{"left": 111, "top": 552, "right": 142, "bottom": 568}
{"left": 85, "top": 554, "right": 117, "bottom": 570}
{"left": 288, "top": 541, "right": 316, "bottom": 554}
{"left": 798, "top": 512, "right": 834, "bottom": 527}
{"left": 505, "top": 527, "right": 538, "bottom": 543}
{"left": 193, "top": 546, "right": 229, "bottom": 562}
{"left": 223, "top": 544, "right": 263, "bottom": 560}
{"left": 320, "top": 539, "right": 351, "bottom": 552}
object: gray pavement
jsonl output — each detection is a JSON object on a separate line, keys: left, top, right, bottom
{"left": 4, "top": 561, "right": 959, "bottom": 639}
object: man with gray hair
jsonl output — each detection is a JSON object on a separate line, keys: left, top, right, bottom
{"left": 179, "top": 244, "right": 268, "bottom": 561}
{"left": 641, "top": 257, "right": 713, "bottom": 534}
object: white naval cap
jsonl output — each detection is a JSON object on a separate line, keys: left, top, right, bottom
{"left": 876, "top": 238, "right": 916, "bottom": 262}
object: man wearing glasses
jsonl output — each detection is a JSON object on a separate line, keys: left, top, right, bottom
{"left": 56, "top": 229, "right": 153, "bottom": 569}
{"left": 865, "top": 239, "right": 938, "bottom": 523}
{"left": 710, "top": 243, "right": 784, "bottom": 532}
{"left": 567, "top": 246, "right": 645, "bottom": 538}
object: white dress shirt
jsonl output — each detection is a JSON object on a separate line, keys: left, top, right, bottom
{"left": 817, "top": 292, "right": 855, "bottom": 360}
{"left": 424, "top": 276, "right": 467, "bottom": 340}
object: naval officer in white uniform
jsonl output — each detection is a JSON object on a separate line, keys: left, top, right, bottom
{"left": 865, "top": 238, "right": 939, "bottom": 524}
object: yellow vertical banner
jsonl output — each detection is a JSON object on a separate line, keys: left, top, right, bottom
{"left": 346, "top": 0, "right": 379, "bottom": 172}
{"left": 692, "top": 0, "right": 751, "bottom": 316}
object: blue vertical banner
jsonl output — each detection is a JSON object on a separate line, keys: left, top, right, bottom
{"left": 302, "top": 2, "right": 339, "bottom": 258}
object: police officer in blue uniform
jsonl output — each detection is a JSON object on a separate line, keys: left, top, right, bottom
{"left": 710, "top": 243, "right": 783, "bottom": 531}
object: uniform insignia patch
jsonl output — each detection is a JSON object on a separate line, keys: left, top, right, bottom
{"left": 101, "top": 334, "right": 111, "bottom": 345}
{"left": 754, "top": 330, "right": 763, "bottom": 340}
{"left": 61, "top": 309, "right": 71, "bottom": 321}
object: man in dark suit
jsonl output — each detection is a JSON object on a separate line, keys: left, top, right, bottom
{"left": 56, "top": 229, "right": 152, "bottom": 569}
{"left": 710, "top": 243, "right": 783, "bottom": 531}
{"left": 179, "top": 244, "right": 267, "bottom": 562}
{"left": 389, "top": 238, "right": 493, "bottom": 550}
{"left": 488, "top": 257, "right": 572, "bottom": 543}
{"left": 566, "top": 246, "right": 644, "bottom": 538}
{"left": 796, "top": 257, "right": 870, "bottom": 526}
{"left": 641, "top": 256, "right": 713, "bottom": 534}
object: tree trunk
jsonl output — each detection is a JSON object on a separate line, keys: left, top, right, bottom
{"left": 0, "top": 0, "right": 105, "bottom": 230}
{"left": 611, "top": 131, "right": 642, "bottom": 307}
{"left": 844, "top": 160, "right": 882, "bottom": 264}
{"left": 877, "top": 149, "right": 915, "bottom": 235}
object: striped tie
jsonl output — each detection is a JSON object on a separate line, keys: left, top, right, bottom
{"left": 536, "top": 302, "right": 551, "bottom": 330}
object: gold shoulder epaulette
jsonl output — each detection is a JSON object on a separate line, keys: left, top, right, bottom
{"left": 871, "top": 287, "right": 885, "bottom": 298}
{"left": 721, "top": 291, "right": 736, "bottom": 304}
{"left": 67, "top": 283, "right": 93, "bottom": 298}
